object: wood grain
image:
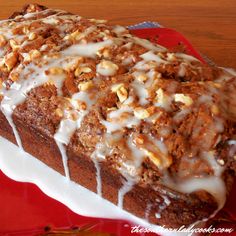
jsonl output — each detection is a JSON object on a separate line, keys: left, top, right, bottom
{"left": 0, "top": 0, "right": 235, "bottom": 68}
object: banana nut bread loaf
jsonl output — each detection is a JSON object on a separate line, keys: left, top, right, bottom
{"left": 0, "top": 4, "right": 235, "bottom": 228}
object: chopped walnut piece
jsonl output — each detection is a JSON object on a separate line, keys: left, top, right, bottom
{"left": 144, "top": 150, "right": 162, "bottom": 168}
{"left": 174, "top": 93, "right": 193, "bottom": 106}
{"left": 78, "top": 80, "right": 93, "bottom": 91}
{"left": 48, "top": 67, "right": 64, "bottom": 75}
{"left": 134, "top": 107, "right": 150, "bottom": 119}
{"left": 75, "top": 67, "right": 92, "bottom": 77}
{"left": 4, "top": 52, "right": 18, "bottom": 71}
{"left": 89, "top": 18, "right": 107, "bottom": 24}
{"left": 96, "top": 60, "right": 119, "bottom": 76}
{"left": 0, "top": 58, "right": 5, "bottom": 67}
{"left": 9, "top": 71, "right": 19, "bottom": 82}
{"left": 0, "top": 35, "right": 7, "bottom": 47}
{"left": 111, "top": 83, "right": 124, "bottom": 92}
{"left": 55, "top": 108, "right": 64, "bottom": 118}
{"left": 155, "top": 88, "right": 171, "bottom": 109}
{"left": 116, "top": 86, "right": 128, "bottom": 103}
{"left": 133, "top": 71, "right": 148, "bottom": 83}
{"left": 23, "top": 26, "right": 30, "bottom": 34}
{"left": 28, "top": 32, "right": 37, "bottom": 40}
{"left": 217, "top": 159, "right": 225, "bottom": 166}
{"left": 9, "top": 39, "right": 20, "bottom": 51}
{"left": 72, "top": 30, "right": 82, "bottom": 40}
{"left": 167, "top": 53, "right": 177, "bottom": 62}
{"left": 97, "top": 48, "right": 111, "bottom": 59}
{"left": 29, "top": 50, "right": 41, "bottom": 60}
{"left": 211, "top": 104, "right": 219, "bottom": 115}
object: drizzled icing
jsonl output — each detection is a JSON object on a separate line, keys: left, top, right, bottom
{"left": 155, "top": 196, "right": 171, "bottom": 219}
{"left": 0, "top": 5, "right": 234, "bottom": 226}
{"left": 54, "top": 91, "right": 97, "bottom": 178}
{"left": 140, "top": 51, "right": 166, "bottom": 65}
{"left": 91, "top": 142, "right": 111, "bottom": 196}
{"left": 162, "top": 151, "right": 226, "bottom": 212}
{"left": 101, "top": 106, "right": 140, "bottom": 133}
{"left": 63, "top": 40, "right": 113, "bottom": 58}
{"left": 117, "top": 137, "right": 146, "bottom": 208}
{"left": 54, "top": 119, "right": 77, "bottom": 179}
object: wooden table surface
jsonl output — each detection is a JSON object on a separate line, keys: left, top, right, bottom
{"left": 1, "top": 0, "right": 235, "bottom": 68}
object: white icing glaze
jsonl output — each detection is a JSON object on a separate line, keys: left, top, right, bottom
{"left": 54, "top": 119, "right": 77, "bottom": 179}
{"left": 118, "top": 178, "right": 135, "bottom": 209}
{"left": 163, "top": 151, "right": 226, "bottom": 211}
{"left": 228, "top": 140, "right": 236, "bottom": 145}
{"left": 145, "top": 203, "right": 152, "bottom": 221}
{"left": 23, "top": 8, "right": 60, "bottom": 19}
{"left": 220, "top": 67, "right": 236, "bottom": 77}
{"left": 133, "top": 37, "right": 166, "bottom": 52}
{"left": 93, "top": 158, "right": 102, "bottom": 196}
{"left": 54, "top": 119, "right": 77, "bottom": 145}
{"left": 154, "top": 88, "right": 173, "bottom": 111}
{"left": 228, "top": 140, "right": 236, "bottom": 157}
{"left": 134, "top": 60, "right": 150, "bottom": 71}
{"left": 131, "top": 80, "right": 149, "bottom": 105}
{"left": 56, "top": 141, "right": 70, "bottom": 179}
{"left": 155, "top": 196, "right": 171, "bottom": 219}
{"left": 118, "top": 137, "right": 145, "bottom": 209}
{"left": 140, "top": 51, "right": 166, "bottom": 65}
{"left": 214, "top": 117, "right": 224, "bottom": 133}
{"left": 122, "top": 56, "right": 133, "bottom": 66}
{"left": 112, "top": 25, "right": 127, "bottom": 35}
{"left": 198, "top": 94, "right": 213, "bottom": 104}
{"left": 175, "top": 53, "right": 199, "bottom": 62}
{"left": 0, "top": 104, "right": 23, "bottom": 150}
{"left": 101, "top": 106, "right": 140, "bottom": 133}
{"left": 91, "top": 142, "right": 113, "bottom": 197}
{"left": 152, "top": 137, "right": 168, "bottom": 155}
{"left": 126, "top": 137, "right": 146, "bottom": 177}
{"left": 178, "top": 63, "right": 186, "bottom": 77}
{"left": 63, "top": 40, "right": 113, "bottom": 58}
{"left": 71, "top": 91, "right": 95, "bottom": 128}
{"left": 202, "top": 151, "right": 224, "bottom": 177}
{"left": 54, "top": 91, "right": 96, "bottom": 179}
{"left": 173, "top": 109, "right": 190, "bottom": 123}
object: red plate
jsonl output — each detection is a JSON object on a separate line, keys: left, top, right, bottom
{"left": 0, "top": 28, "right": 235, "bottom": 236}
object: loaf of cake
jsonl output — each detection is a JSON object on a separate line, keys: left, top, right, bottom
{"left": 0, "top": 4, "right": 235, "bottom": 228}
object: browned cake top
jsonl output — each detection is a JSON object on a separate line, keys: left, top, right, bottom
{"left": 0, "top": 4, "right": 235, "bottom": 210}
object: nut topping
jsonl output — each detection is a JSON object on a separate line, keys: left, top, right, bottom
{"left": 0, "top": 35, "right": 7, "bottom": 47}
{"left": 96, "top": 60, "right": 119, "bottom": 76}
{"left": 133, "top": 71, "right": 148, "bottom": 83}
{"left": 134, "top": 107, "right": 150, "bottom": 119}
{"left": 75, "top": 67, "right": 92, "bottom": 77}
{"left": 174, "top": 93, "right": 193, "bottom": 106}
{"left": 111, "top": 83, "right": 124, "bottom": 92}
{"left": 116, "top": 86, "right": 128, "bottom": 103}
{"left": 28, "top": 32, "right": 37, "bottom": 40}
{"left": 4, "top": 52, "right": 18, "bottom": 71}
{"left": 9, "top": 39, "right": 20, "bottom": 51}
{"left": 78, "top": 80, "right": 93, "bottom": 91}
{"left": 145, "top": 150, "right": 162, "bottom": 167}
{"left": 48, "top": 67, "right": 64, "bottom": 75}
